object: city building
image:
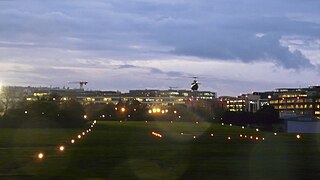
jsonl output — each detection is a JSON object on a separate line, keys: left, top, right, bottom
{"left": 225, "top": 94, "right": 260, "bottom": 113}
{"left": 269, "top": 86, "right": 320, "bottom": 119}
{"left": 8, "top": 86, "right": 216, "bottom": 108}
{"left": 3, "top": 84, "right": 320, "bottom": 120}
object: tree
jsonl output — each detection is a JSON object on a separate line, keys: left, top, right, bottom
{"left": 58, "top": 100, "right": 86, "bottom": 128}
{"left": 27, "top": 100, "right": 59, "bottom": 119}
{"left": 255, "top": 105, "right": 279, "bottom": 123}
{"left": 85, "top": 103, "right": 118, "bottom": 120}
{"left": 125, "top": 99, "right": 148, "bottom": 121}
{"left": 0, "top": 86, "right": 23, "bottom": 116}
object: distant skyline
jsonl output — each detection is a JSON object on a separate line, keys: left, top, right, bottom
{"left": 0, "top": 0, "right": 320, "bottom": 96}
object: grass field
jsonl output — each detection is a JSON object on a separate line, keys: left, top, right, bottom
{"left": 0, "top": 121, "right": 320, "bottom": 179}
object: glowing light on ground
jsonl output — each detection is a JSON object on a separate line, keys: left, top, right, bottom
{"left": 71, "top": 139, "right": 75, "bottom": 143}
{"left": 274, "top": 133, "right": 277, "bottom": 136}
{"left": 229, "top": 124, "right": 232, "bottom": 126}
{"left": 242, "top": 126, "right": 244, "bottom": 129}
{"left": 256, "top": 128, "right": 259, "bottom": 132}
{"left": 193, "top": 136, "right": 196, "bottom": 139}
{"left": 180, "top": 133, "right": 184, "bottom": 135}
{"left": 227, "top": 136, "right": 231, "bottom": 140}
{"left": 78, "top": 135, "right": 81, "bottom": 139}
{"left": 240, "top": 134, "right": 243, "bottom": 138}
{"left": 296, "top": 134, "right": 301, "bottom": 139}
{"left": 211, "top": 133, "right": 214, "bottom": 137}
{"left": 59, "top": 146, "right": 65, "bottom": 151}
{"left": 38, "top": 153, "right": 44, "bottom": 159}
{"left": 152, "top": 132, "right": 162, "bottom": 138}
{"left": 221, "top": 123, "right": 224, "bottom": 126}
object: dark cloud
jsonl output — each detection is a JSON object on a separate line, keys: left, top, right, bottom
{"left": 170, "top": 32, "right": 313, "bottom": 69}
{"left": 116, "top": 64, "right": 187, "bottom": 78}
{"left": 0, "top": 0, "right": 319, "bottom": 69}
{"left": 0, "top": 0, "right": 320, "bottom": 95}
{"left": 117, "top": 64, "right": 137, "bottom": 69}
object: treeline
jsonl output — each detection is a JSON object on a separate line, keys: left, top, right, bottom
{"left": 84, "top": 100, "right": 190, "bottom": 122}
{"left": 220, "top": 106, "right": 281, "bottom": 131}
{"left": 0, "top": 98, "right": 157, "bottom": 128}
{"left": 0, "top": 100, "right": 86, "bottom": 128}
{"left": 0, "top": 92, "right": 281, "bottom": 130}
{"left": 85, "top": 99, "right": 151, "bottom": 121}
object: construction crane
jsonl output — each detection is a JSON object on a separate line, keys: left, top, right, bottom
{"left": 68, "top": 81, "right": 88, "bottom": 89}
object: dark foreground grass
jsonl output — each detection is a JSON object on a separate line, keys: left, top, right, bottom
{"left": 0, "top": 121, "right": 319, "bottom": 179}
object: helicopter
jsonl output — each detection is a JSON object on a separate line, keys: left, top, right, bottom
{"left": 190, "top": 77, "right": 200, "bottom": 91}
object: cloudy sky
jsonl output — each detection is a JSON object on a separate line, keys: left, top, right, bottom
{"left": 0, "top": 0, "right": 320, "bottom": 96}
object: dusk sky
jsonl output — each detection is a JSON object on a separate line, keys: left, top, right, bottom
{"left": 1, "top": 0, "right": 320, "bottom": 96}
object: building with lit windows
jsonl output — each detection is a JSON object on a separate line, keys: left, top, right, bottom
{"left": 4, "top": 85, "right": 320, "bottom": 119}
{"left": 269, "top": 86, "right": 320, "bottom": 119}
{"left": 225, "top": 94, "right": 260, "bottom": 113}
{"left": 18, "top": 87, "right": 216, "bottom": 107}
